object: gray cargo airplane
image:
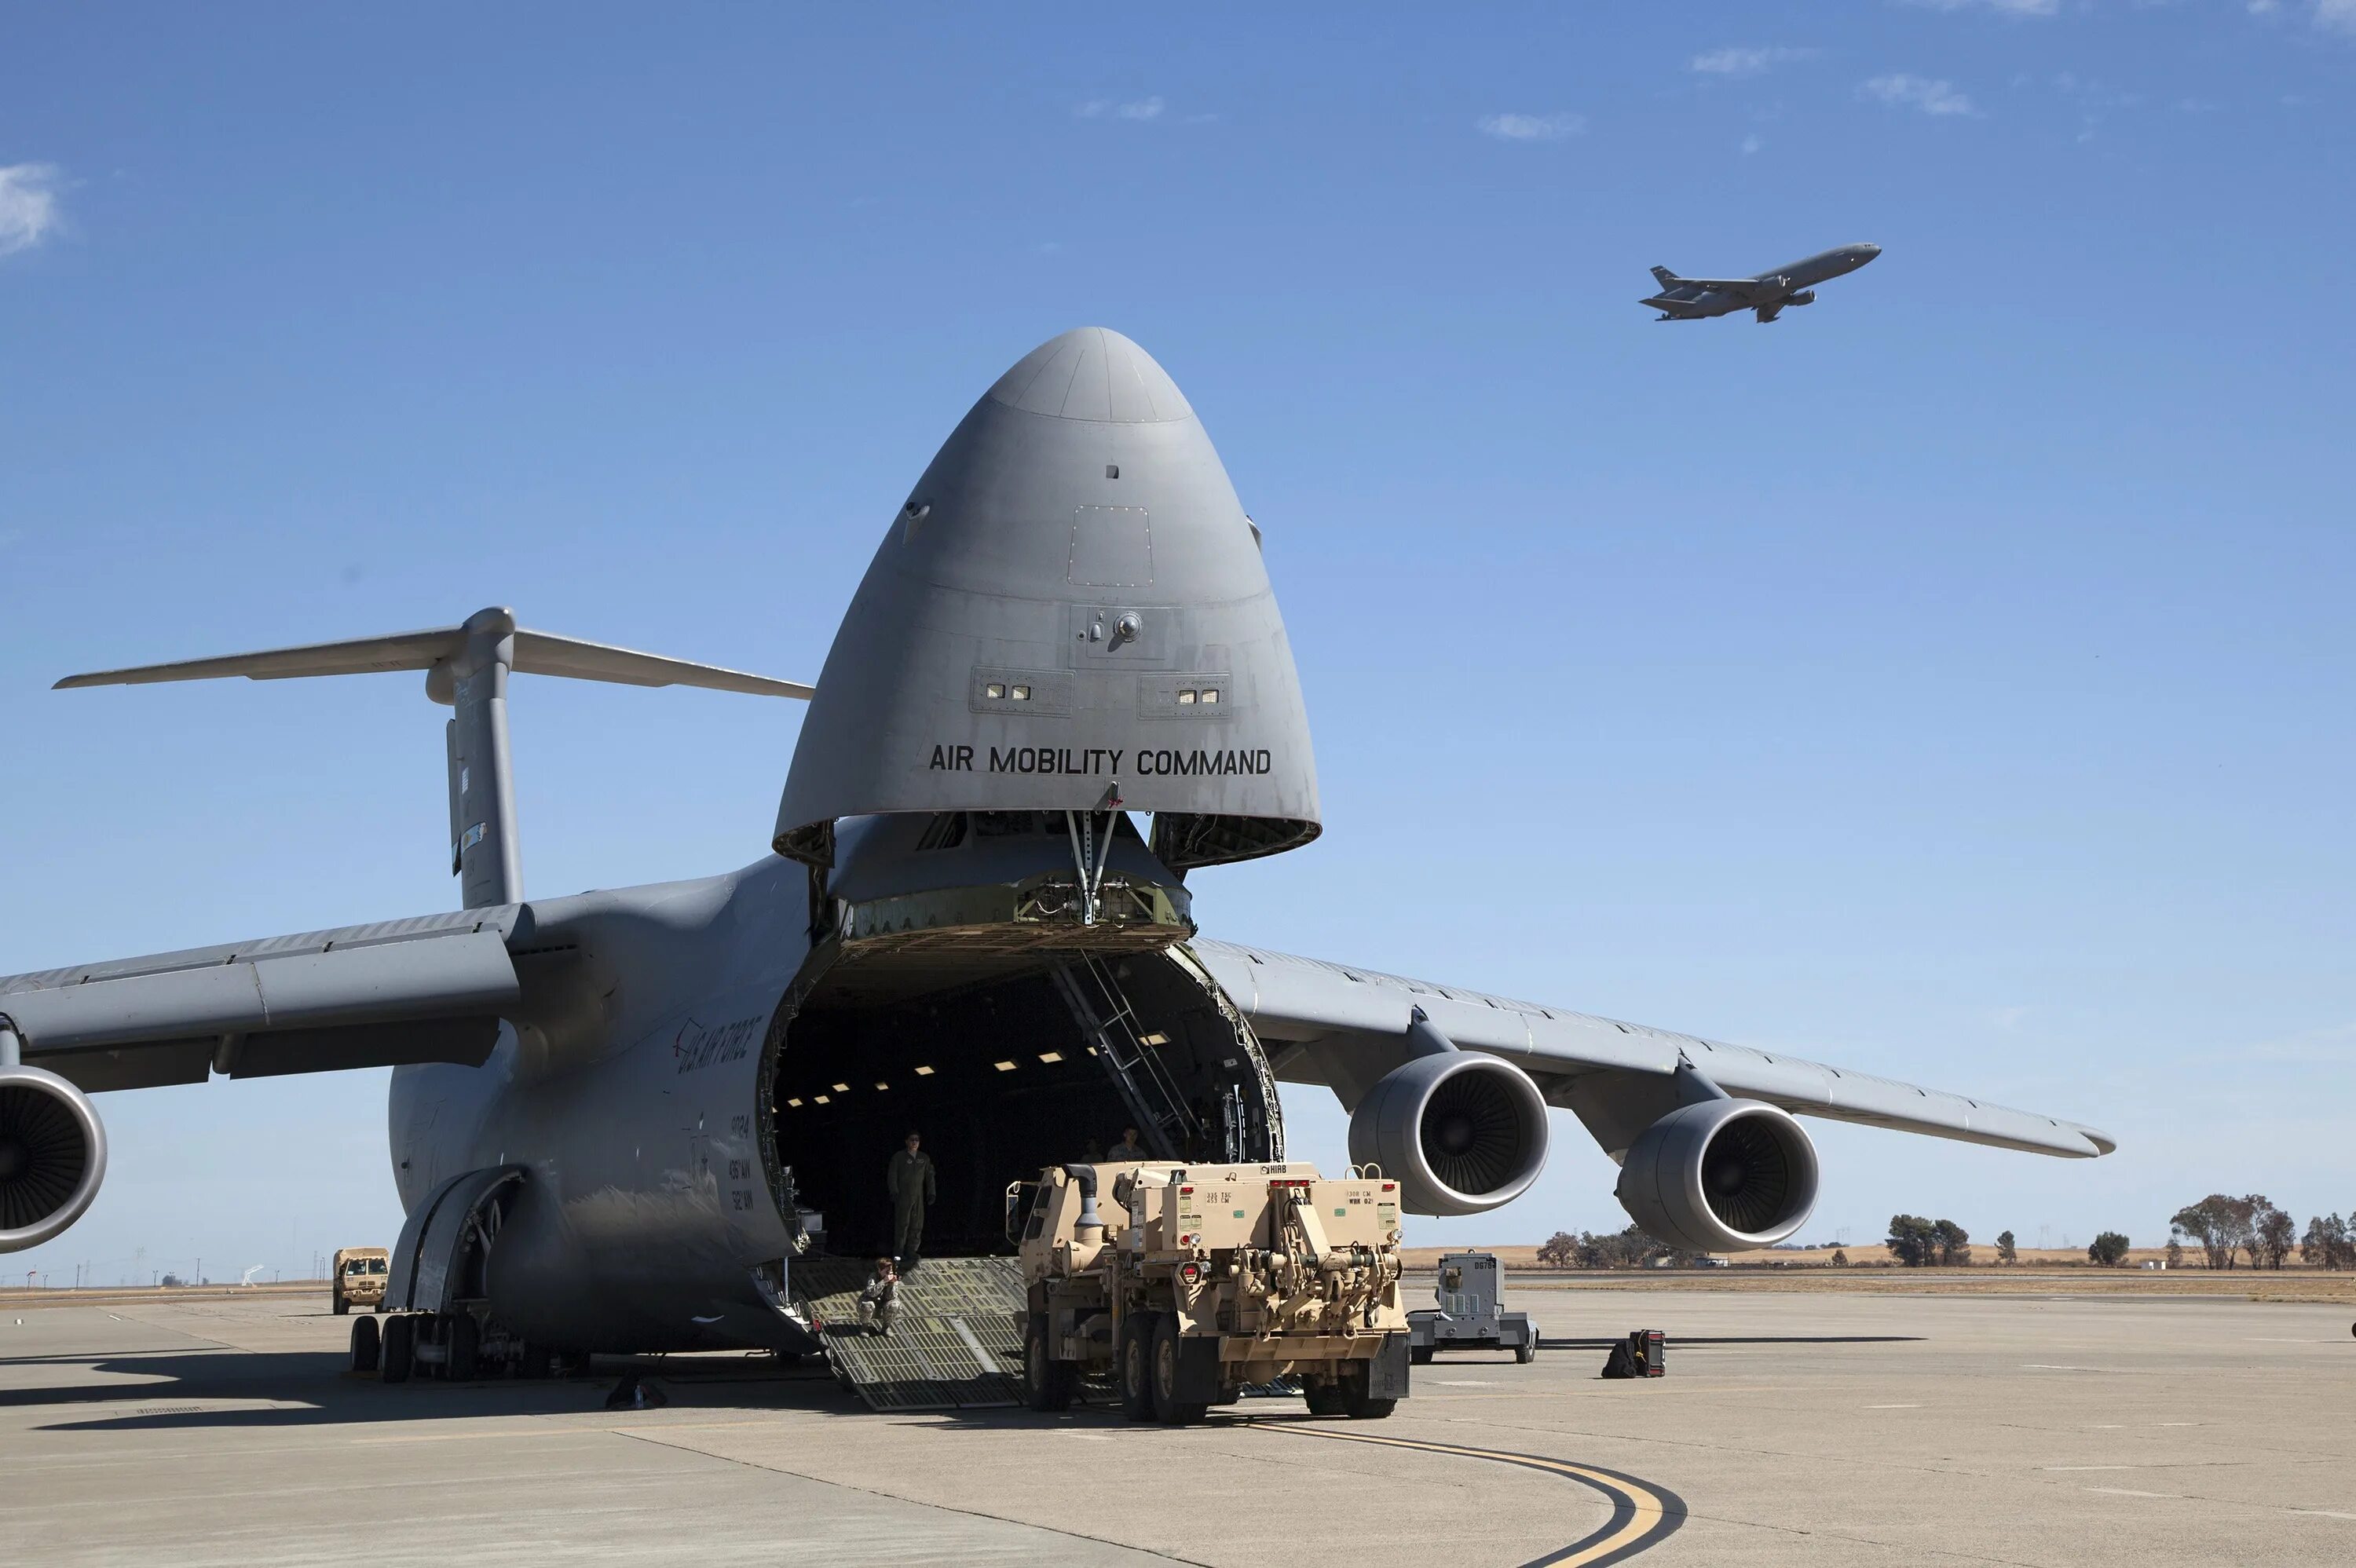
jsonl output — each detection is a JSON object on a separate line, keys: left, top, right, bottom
{"left": 0, "top": 327, "right": 2107, "bottom": 1378}
{"left": 1642, "top": 243, "right": 1881, "bottom": 322}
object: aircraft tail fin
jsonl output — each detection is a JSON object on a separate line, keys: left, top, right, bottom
{"left": 1650, "top": 265, "right": 1682, "bottom": 288}
{"left": 56, "top": 609, "right": 812, "bottom": 909}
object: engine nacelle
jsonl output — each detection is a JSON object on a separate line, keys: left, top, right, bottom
{"left": 1615, "top": 1098, "right": 1817, "bottom": 1252}
{"left": 0, "top": 1065, "right": 108, "bottom": 1252}
{"left": 1783, "top": 290, "right": 1816, "bottom": 307}
{"left": 1348, "top": 1050, "right": 1549, "bottom": 1215}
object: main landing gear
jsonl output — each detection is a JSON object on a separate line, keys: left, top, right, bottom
{"left": 356, "top": 1310, "right": 563, "bottom": 1383}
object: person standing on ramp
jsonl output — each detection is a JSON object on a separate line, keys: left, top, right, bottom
{"left": 887, "top": 1131, "right": 936, "bottom": 1266}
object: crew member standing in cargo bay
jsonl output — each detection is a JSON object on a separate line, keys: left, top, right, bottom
{"left": 887, "top": 1131, "right": 936, "bottom": 1265}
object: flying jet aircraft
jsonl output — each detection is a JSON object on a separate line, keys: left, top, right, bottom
{"left": 0, "top": 327, "right": 2108, "bottom": 1375}
{"left": 1641, "top": 243, "right": 1882, "bottom": 323}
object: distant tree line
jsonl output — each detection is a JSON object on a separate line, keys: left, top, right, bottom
{"left": 1885, "top": 1215, "right": 1972, "bottom": 1266}
{"left": 1535, "top": 1226, "right": 1709, "bottom": 1269}
{"left": 2168, "top": 1193, "right": 2318, "bottom": 1270}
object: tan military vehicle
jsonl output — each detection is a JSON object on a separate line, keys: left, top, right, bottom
{"left": 331, "top": 1246, "right": 389, "bottom": 1314}
{"left": 1012, "top": 1159, "right": 1410, "bottom": 1424}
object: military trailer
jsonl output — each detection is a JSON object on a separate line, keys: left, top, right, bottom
{"left": 331, "top": 1246, "right": 388, "bottom": 1315}
{"left": 1013, "top": 1160, "right": 1410, "bottom": 1425}
{"left": 1407, "top": 1251, "right": 1535, "bottom": 1364}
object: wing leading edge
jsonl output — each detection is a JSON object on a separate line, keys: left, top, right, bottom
{"left": 1192, "top": 939, "right": 2114, "bottom": 1160}
{"left": 1, "top": 909, "right": 525, "bottom": 1091}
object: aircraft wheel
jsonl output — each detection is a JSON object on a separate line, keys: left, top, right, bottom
{"left": 1023, "top": 1313, "right": 1077, "bottom": 1413}
{"left": 1340, "top": 1361, "right": 1396, "bottom": 1420}
{"left": 349, "top": 1313, "right": 381, "bottom": 1373}
{"left": 1516, "top": 1340, "right": 1535, "bottom": 1365}
{"left": 1150, "top": 1314, "right": 1206, "bottom": 1426}
{"left": 380, "top": 1314, "right": 415, "bottom": 1383}
{"left": 518, "top": 1340, "right": 554, "bottom": 1380}
{"left": 446, "top": 1313, "right": 481, "bottom": 1382}
{"left": 1117, "top": 1313, "right": 1158, "bottom": 1423}
{"left": 1302, "top": 1376, "right": 1348, "bottom": 1417}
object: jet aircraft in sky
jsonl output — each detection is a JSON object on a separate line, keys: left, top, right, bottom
{"left": 1641, "top": 243, "right": 1882, "bottom": 322}
{"left": 0, "top": 327, "right": 2107, "bottom": 1384}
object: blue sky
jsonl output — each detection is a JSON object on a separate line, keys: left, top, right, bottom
{"left": 5, "top": 4, "right": 2351, "bottom": 1283}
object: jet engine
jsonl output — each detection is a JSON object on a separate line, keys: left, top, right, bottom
{"left": 0, "top": 1064, "right": 108, "bottom": 1252}
{"left": 1614, "top": 1098, "right": 1817, "bottom": 1253}
{"left": 1783, "top": 290, "right": 1816, "bottom": 306}
{"left": 1348, "top": 1049, "right": 1549, "bottom": 1215}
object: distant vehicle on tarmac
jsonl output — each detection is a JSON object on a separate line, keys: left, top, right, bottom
{"left": 1641, "top": 243, "right": 1881, "bottom": 322}
{"left": 332, "top": 1248, "right": 389, "bottom": 1315}
{"left": 1408, "top": 1251, "right": 1536, "bottom": 1364}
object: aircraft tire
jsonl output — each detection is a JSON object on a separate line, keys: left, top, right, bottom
{"left": 1150, "top": 1314, "right": 1206, "bottom": 1426}
{"left": 446, "top": 1313, "right": 481, "bottom": 1382}
{"left": 1118, "top": 1313, "right": 1158, "bottom": 1423}
{"left": 349, "top": 1313, "right": 380, "bottom": 1373}
{"left": 519, "top": 1341, "right": 554, "bottom": 1380}
{"left": 380, "top": 1314, "right": 414, "bottom": 1383}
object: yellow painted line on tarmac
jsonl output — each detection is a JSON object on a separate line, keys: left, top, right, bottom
{"left": 1253, "top": 1421, "right": 1685, "bottom": 1566}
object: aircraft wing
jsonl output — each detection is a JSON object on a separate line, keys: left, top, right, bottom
{"left": 0, "top": 908, "right": 525, "bottom": 1091}
{"left": 1191, "top": 939, "right": 2113, "bottom": 1160}
{"left": 1673, "top": 276, "right": 1781, "bottom": 302}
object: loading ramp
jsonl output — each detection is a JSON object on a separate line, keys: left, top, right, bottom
{"left": 792, "top": 1255, "right": 1034, "bottom": 1411}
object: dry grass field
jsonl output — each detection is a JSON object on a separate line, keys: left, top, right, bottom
{"left": 1400, "top": 1245, "right": 2356, "bottom": 1303}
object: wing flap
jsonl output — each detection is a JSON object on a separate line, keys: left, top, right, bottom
{"left": 1192, "top": 939, "right": 2113, "bottom": 1159}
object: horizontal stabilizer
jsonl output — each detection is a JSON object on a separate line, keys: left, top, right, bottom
{"left": 55, "top": 612, "right": 813, "bottom": 700}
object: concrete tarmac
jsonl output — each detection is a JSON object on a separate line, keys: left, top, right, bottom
{"left": 3, "top": 1285, "right": 2352, "bottom": 1566}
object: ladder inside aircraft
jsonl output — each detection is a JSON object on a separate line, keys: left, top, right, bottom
{"left": 1048, "top": 955, "right": 1202, "bottom": 1159}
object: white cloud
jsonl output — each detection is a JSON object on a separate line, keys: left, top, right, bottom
{"left": 1476, "top": 111, "right": 1586, "bottom": 141}
{"left": 1692, "top": 46, "right": 1818, "bottom": 76}
{"left": 1897, "top": 0, "right": 2059, "bottom": 14}
{"left": 1861, "top": 73, "right": 1979, "bottom": 115}
{"left": 2318, "top": 0, "right": 2356, "bottom": 34}
{"left": 1074, "top": 97, "right": 1165, "bottom": 121}
{"left": 1741, "top": 132, "right": 1764, "bottom": 155}
{"left": 0, "top": 163, "right": 64, "bottom": 258}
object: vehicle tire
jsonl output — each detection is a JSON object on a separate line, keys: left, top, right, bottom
{"left": 1515, "top": 1340, "right": 1535, "bottom": 1365}
{"left": 1024, "top": 1313, "right": 1077, "bottom": 1413}
{"left": 349, "top": 1313, "right": 381, "bottom": 1373}
{"left": 1409, "top": 1343, "right": 1432, "bottom": 1365}
{"left": 1302, "top": 1376, "right": 1348, "bottom": 1417}
{"left": 380, "top": 1314, "right": 415, "bottom": 1384}
{"left": 1118, "top": 1313, "right": 1158, "bottom": 1423}
{"left": 446, "top": 1312, "right": 481, "bottom": 1382}
{"left": 1150, "top": 1314, "right": 1207, "bottom": 1426}
{"left": 333, "top": 1293, "right": 349, "bottom": 1317}
{"left": 1340, "top": 1361, "right": 1396, "bottom": 1421}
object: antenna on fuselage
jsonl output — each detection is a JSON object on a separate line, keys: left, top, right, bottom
{"left": 55, "top": 607, "right": 813, "bottom": 909}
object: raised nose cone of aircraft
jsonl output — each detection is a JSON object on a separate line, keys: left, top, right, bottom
{"left": 982, "top": 325, "right": 1195, "bottom": 424}
{"left": 774, "top": 328, "right": 1320, "bottom": 872}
